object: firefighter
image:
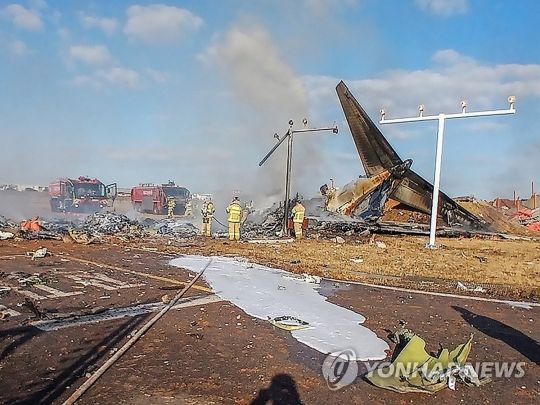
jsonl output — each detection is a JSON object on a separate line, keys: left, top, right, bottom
{"left": 201, "top": 199, "right": 215, "bottom": 237}
{"left": 167, "top": 197, "right": 176, "bottom": 218}
{"left": 184, "top": 199, "right": 193, "bottom": 217}
{"left": 226, "top": 196, "right": 242, "bottom": 241}
{"left": 291, "top": 200, "right": 306, "bottom": 239}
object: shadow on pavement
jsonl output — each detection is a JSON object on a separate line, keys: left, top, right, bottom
{"left": 453, "top": 306, "right": 539, "bottom": 366}
{"left": 0, "top": 325, "right": 42, "bottom": 362}
{"left": 9, "top": 315, "right": 146, "bottom": 405}
{"left": 251, "top": 373, "right": 303, "bottom": 405}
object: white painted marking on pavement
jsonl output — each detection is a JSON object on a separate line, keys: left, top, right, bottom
{"left": 15, "top": 289, "right": 47, "bottom": 300}
{"left": 31, "top": 294, "right": 222, "bottom": 331}
{"left": 33, "top": 284, "right": 83, "bottom": 298}
{"left": 63, "top": 273, "right": 145, "bottom": 291}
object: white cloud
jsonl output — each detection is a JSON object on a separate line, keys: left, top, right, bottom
{"left": 415, "top": 0, "right": 468, "bottom": 16}
{"left": 305, "top": 49, "right": 540, "bottom": 120}
{"left": 304, "top": 51, "right": 540, "bottom": 197}
{"left": 69, "top": 45, "right": 113, "bottom": 66}
{"left": 79, "top": 12, "right": 118, "bottom": 36}
{"left": 97, "top": 67, "right": 140, "bottom": 89}
{"left": 71, "top": 67, "right": 141, "bottom": 90}
{"left": 124, "top": 4, "right": 203, "bottom": 43}
{"left": 3, "top": 4, "right": 43, "bottom": 31}
{"left": 70, "top": 67, "right": 141, "bottom": 90}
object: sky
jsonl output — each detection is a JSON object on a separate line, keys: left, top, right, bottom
{"left": 1, "top": 0, "right": 539, "bottom": 205}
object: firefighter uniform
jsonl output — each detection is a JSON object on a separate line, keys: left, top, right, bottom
{"left": 184, "top": 200, "right": 193, "bottom": 217}
{"left": 167, "top": 197, "right": 176, "bottom": 218}
{"left": 226, "top": 198, "right": 242, "bottom": 241}
{"left": 291, "top": 201, "right": 306, "bottom": 239}
{"left": 201, "top": 200, "right": 215, "bottom": 237}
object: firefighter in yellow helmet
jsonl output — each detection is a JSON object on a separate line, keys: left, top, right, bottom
{"left": 201, "top": 199, "right": 215, "bottom": 237}
{"left": 291, "top": 200, "right": 306, "bottom": 239}
{"left": 167, "top": 197, "right": 176, "bottom": 218}
{"left": 226, "top": 196, "right": 242, "bottom": 241}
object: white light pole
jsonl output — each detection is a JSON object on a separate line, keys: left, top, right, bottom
{"left": 379, "top": 96, "right": 516, "bottom": 248}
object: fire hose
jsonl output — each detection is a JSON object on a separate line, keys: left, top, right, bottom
{"left": 212, "top": 216, "right": 249, "bottom": 231}
{"left": 212, "top": 217, "right": 227, "bottom": 227}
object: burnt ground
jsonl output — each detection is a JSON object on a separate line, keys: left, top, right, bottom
{"left": 0, "top": 239, "right": 538, "bottom": 404}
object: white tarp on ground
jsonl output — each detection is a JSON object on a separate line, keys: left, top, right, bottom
{"left": 169, "top": 255, "right": 389, "bottom": 361}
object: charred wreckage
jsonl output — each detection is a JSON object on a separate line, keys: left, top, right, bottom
{"left": 318, "top": 81, "right": 486, "bottom": 230}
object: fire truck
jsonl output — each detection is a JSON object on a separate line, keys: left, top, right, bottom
{"left": 48, "top": 176, "right": 117, "bottom": 213}
{"left": 130, "top": 181, "right": 191, "bottom": 215}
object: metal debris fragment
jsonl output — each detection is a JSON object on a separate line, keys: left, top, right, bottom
{"left": 269, "top": 316, "right": 310, "bottom": 331}
{"left": 26, "top": 248, "right": 50, "bottom": 260}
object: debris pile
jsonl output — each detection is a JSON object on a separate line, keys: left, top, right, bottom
{"left": 0, "top": 215, "right": 17, "bottom": 230}
{"left": 243, "top": 197, "right": 358, "bottom": 239}
{"left": 154, "top": 219, "right": 199, "bottom": 238}
{"left": 511, "top": 207, "right": 540, "bottom": 231}
{"left": 41, "top": 218, "right": 74, "bottom": 234}
{"left": 243, "top": 203, "right": 285, "bottom": 238}
{"left": 2, "top": 270, "right": 55, "bottom": 286}
{"left": 20, "top": 217, "right": 63, "bottom": 240}
{"left": 79, "top": 212, "right": 146, "bottom": 238}
{"left": 382, "top": 203, "right": 431, "bottom": 224}
{"left": 457, "top": 197, "right": 538, "bottom": 235}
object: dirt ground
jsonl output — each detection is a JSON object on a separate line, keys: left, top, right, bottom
{"left": 0, "top": 237, "right": 538, "bottom": 404}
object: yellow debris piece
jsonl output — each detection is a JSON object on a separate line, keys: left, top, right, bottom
{"left": 366, "top": 334, "right": 473, "bottom": 393}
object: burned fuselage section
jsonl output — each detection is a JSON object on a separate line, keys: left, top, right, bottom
{"left": 321, "top": 160, "right": 412, "bottom": 222}
{"left": 324, "top": 81, "right": 486, "bottom": 230}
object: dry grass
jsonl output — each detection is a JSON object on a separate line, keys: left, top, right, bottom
{"left": 151, "top": 235, "right": 540, "bottom": 299}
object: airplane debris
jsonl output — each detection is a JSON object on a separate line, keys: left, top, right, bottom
{"left": 366, "top": 329, "right": 489, "bottom": 393}
{"left": 0, "top": 231, "right": 14, "bottom": 240}
{"left": 457, "top": 282, "right": 487, "bottom": 293}
{"left": 331, "top": 81, "right": 487, "bottom": 230}
{"left": 269, "top": 316, "right": 310, "bottom": 331}
{"left": 26, "top": 247, "right": 50, "bottom": 260}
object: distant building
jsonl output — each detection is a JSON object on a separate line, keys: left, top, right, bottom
{"left": 493, "top": 193, "right": 539, "bottom": 211}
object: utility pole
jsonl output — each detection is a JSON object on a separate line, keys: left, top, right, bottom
{"left": 259, "top": 119, "right": 338, "bottom": 234}
{"left": 379, "top": 97, "right": 516, "bottom": 248}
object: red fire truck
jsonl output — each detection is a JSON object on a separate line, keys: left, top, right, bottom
{"left": 130, "top": 181, "right": 191, "bottom": 215}
{"left": 48, "top": 176, "right": 117, "bottom": 213}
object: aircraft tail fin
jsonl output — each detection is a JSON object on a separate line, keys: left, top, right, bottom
{"left": 336, "top": 81, "right": 402, "bottom": 177}
{"left": 336, "top": 80, "right": 487, "bottom": 229}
